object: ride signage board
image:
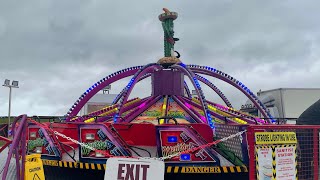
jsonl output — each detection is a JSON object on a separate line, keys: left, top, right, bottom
{"left": 255, "top": 132, "right": 297, "bottom": 145}
{"left": 104, "top": 157, "right": 164, "bottom": 180}
{"left": 255, "top": 132, "right": 297, "bottom": 180}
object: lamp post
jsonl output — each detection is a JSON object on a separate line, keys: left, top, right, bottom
{"left": 2, "top": 79, "right": 19, "bottom": 130}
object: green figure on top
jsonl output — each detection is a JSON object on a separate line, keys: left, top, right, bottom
{"left": 159, "top": 8, "right": 179, "bottom": 57}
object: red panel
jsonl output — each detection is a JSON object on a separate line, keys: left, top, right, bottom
{"left": 159, "top": 130, "right": 215, "bottom": 162}
{"left": 186, "top": 124, "right": 213, "bottom": 143}
{"left": 112, "top": 123, "right": 213, "bottom": 146}
{"left": 113, "top": 123, "right": 157, "bottom": 146}
{"left": 47, "top": 123, "right": 79, "bottom": 148}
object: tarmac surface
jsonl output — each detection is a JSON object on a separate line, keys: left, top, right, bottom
{"left": 0, "top": 148, "right": 16, "bottom": 180}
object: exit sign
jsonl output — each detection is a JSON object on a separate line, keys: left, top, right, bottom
{"left": 104, "top": 157, "right": 164, "bottom": 180}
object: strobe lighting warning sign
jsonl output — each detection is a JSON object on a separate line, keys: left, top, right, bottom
{"left": 255, "top": 132, "right": 297, "bottom": 180}
{"left": 104, "top": 157, "right": 164, "bottom": 180}
{"left": 255, "top": 132, "right": 297, "bottom": 145}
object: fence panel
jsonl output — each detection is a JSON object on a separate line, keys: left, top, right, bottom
{"left": 247, "top": 125, "right": 320, "bottom": 180}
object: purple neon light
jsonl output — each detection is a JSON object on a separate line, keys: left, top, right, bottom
{"left": 96, "top": 97, "right": 150, "bottom": 122}
{"left": 123, "top": 96, "right": 162, "bottom": 123}
{"left": 138, "top": 102, "right": 147, "bottom": 108}
{"left": 113, "top": 73, "right": 152, "bottom": 105}
{"left": 195, "top": 74, "right": 233, "bottom": 108}
{"left": 189, "top": 66, "right": 272, "bottom": 123}
{"left": 212, "top": 103, "right": 266, "bottom": 123}
{"left": 118, "top": 64, "right": 161, "bottom": 117}
{"left": 66, "top": 67, "right": 143, "bottom": 121}
{"left": 171, "top": 64, "right": 213, "bottom": 127}
{"left": 184, "top": 102, "right": 191, "bottom": 109}
{"left": 173, "top": 95, "right": 203, "bottom": 123}
{"left": 199, "top": 97, "right": 266, "bottom": 124}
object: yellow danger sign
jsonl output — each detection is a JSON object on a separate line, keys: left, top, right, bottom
{"left": 255, "top": 132, "right": 297, "bottom": 145}
{"left": 181, "top": 166, "right": 221, "bottom": 173}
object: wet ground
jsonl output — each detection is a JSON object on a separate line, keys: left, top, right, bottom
{"left": 0, "top": 148, "right": 17, "bottom": 180}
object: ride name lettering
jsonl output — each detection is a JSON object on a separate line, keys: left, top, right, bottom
{"left": 117, "top": 164, "right": 149, "bottom": 180}
{"left": 162, "top": 142, "right": 197, "bottom": 157}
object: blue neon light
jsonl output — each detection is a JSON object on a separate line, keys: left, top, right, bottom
{"left": 180, "top": 63, "right": 186, "bottom": 68}
{"left": 167, "top": 136, "right": 178, "bottom": 143}
{"left": 180, "top": 154, "right": 191, "bottom": 161}
{"left": 113, "top": 114, "right": 119, "bottom": 123}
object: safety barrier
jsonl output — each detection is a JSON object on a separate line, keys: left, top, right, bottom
{"left": 247, "top": 125, "right": 320, "bottom": 180}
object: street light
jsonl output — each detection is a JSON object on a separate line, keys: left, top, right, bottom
{"left": 2, "top": 79, "right": 19, "bottom": 130}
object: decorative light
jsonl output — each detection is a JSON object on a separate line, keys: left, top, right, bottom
{"left": 138, "top": 102, "right": 147, "bottom": 108}
{"left": 180, "top": 154, "right": 191, "bottom": 161}
{"left": 30, "top": 132, "right": 36, "bottom": 138}
{"left": 167, "top": 136, "right": 178, "bottom": 143}
{"left": 85, "top": 133, "right": 95, "bottom": 140}
{"left": 35, "top": 147, "right": 42, "bottom": 154}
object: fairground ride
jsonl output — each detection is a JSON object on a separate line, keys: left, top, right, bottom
{"left": 2, "top": 8, "right": 275, "bottom": 180}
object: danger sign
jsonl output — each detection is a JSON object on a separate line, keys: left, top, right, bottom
{"left": 104, "top": 158, "right": 164, "bottom": 180}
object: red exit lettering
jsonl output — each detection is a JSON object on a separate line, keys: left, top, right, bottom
{"left": 117, "top": 164, "right": 150, "bottom": 180}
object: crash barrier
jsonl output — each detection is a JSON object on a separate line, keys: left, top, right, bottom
{"left": 247, "top": 125, "right": 319, "bottom": 180}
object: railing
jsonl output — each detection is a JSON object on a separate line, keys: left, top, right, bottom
{"left": 2, "top": 115, "right": 28, "bottom": 180}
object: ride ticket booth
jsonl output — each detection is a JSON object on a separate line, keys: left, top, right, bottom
{"left": 255, "top": 132, "right": 297, "bottom": 180}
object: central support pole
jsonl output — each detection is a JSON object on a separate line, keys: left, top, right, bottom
{"left": 159, "top": 8, "right": 179, "bottom": 57}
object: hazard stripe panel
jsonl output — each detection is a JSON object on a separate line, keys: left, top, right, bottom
{"left": 42, "top": 160, "right": 106, "bottom": 171}
{"left": 42, "top": 160, "right": 248, "bottom": 173}
{"left": 165, "top": 166, "right": 248, "bottom": 173}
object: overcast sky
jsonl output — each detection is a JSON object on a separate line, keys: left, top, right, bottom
{"left": 0, "top": 0, "right": 319, "bottom": 116}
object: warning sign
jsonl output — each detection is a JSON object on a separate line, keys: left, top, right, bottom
{"left": 256, "top": 146, "right": 273, "bottom": 180}
{"left": 256, "top": 145, "right": 297, "bottom": 180}
{"left": 25, "top": 154, "right": 45, "bottom": 180}
{"left": 255, "top": 132, "right": 297, "bottom": 145}
{"left": 104, "top": 157, "right": 164, "bottom": 180}
{"left": 275, "top": 145, "right": 296, "bottom": 180}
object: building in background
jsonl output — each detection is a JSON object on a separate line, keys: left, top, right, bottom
{"left": 240, "top": 88, "right": 320, "bottom": 124}
{"left": 80, "top": 85, "right": 117, "bottom": 115}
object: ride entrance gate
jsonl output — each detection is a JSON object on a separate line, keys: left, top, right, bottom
{"left": 247, "top": 125, "right": 320, "bottom": 180}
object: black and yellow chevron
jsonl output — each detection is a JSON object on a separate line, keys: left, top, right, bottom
{"left": 42, "top": 160, "right": 106, "bottom": 170}
{"left": 255, "top": 146, "right": 259, "bottom": 179}
{"left": 42, "top": 159, "right": 248, "bottom": 174}
{"left": 166, "top": 165, "right": 248, "bottom": 173}
{"left": 272, "top": 146, "right": 276, "bottom": 180}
